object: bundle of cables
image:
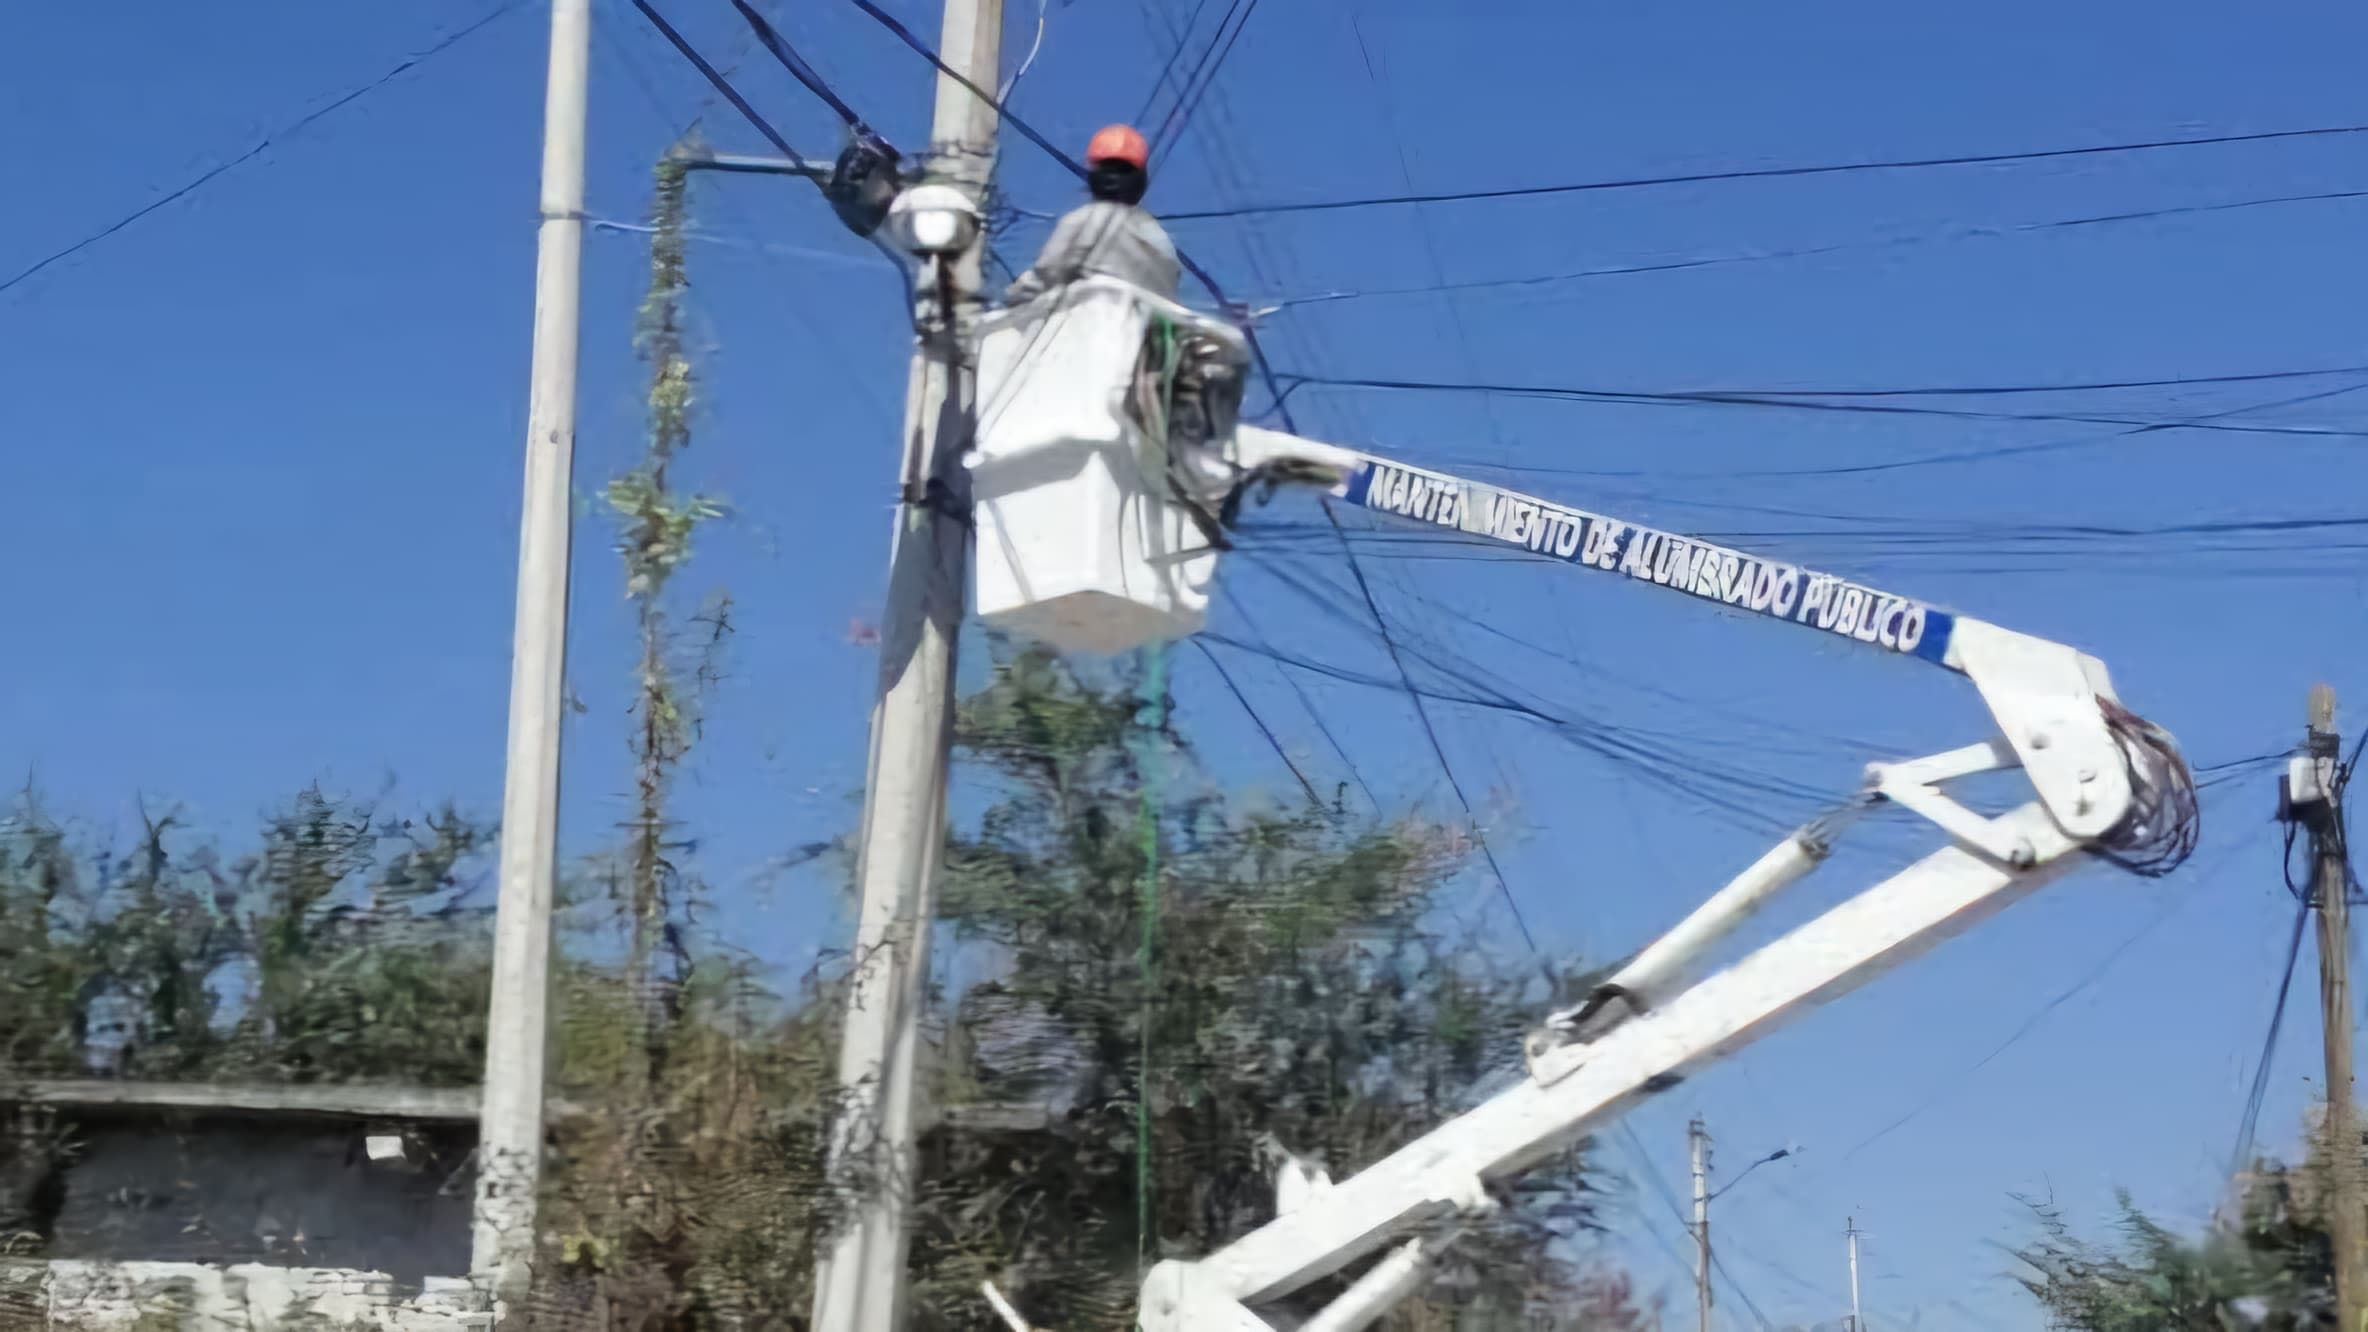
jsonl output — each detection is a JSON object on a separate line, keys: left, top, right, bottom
{"left": 2094, "top": 697, "right": 2202, "bottom": 877}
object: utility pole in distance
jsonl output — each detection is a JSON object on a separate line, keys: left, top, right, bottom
{"left": 1845, "top": 1217, "right": 1863, "bottom": 1332}
{"left": 2305, "top": 685, "right": 2365, "bottom": 1332}
{"left": 809, "top": 0, "right": 1001, "bottom": 1325}
{"left": 472, "top": 0, "right": 590, "bottom": 1308}
{"left": 1691, "top": 1117, "right": 1712, "bottom": 1332}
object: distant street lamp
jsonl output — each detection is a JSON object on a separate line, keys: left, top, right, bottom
{"left": 1708, "top": 1143, "right": 1801, "bottom": 1202}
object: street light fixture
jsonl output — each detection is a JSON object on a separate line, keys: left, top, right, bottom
{"left": 883, "top": 183, "right": 981, "bottom": 258}
{"left": 1708, "top": 1143, "right": 1801, "bottom": 1202}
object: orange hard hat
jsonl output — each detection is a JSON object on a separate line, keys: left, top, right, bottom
{"left": 1084, "top": 124, "right": 1150, "bottom": 170}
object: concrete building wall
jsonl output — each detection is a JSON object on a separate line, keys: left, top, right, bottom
{"left": 1, "top": 1259, "right": 488, "bottom": 1330}
{"left": 46, "top": 1118, "right": 474, "bottom": 1283}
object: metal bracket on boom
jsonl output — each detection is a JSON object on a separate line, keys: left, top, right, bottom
{"left": 1140, "top": 797, "right": 2098, "bottom": 1331}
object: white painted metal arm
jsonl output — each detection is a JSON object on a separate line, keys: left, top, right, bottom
{"left": 959, "top": 280, "right": 2195, "bottom": 1332}
{"left": 1140, "top": 802, "right": 2090, "bottom": 1331}
{"left": 1226, "top": 426, "right": 2140, "bottom": 845}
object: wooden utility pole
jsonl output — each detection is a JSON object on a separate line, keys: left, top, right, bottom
{"left": 809, "top": 0, "right": 1001, "bottom": 1325}
{"left": 2308, "top": 684, "right": 2365, "bottom": 1332}
{"left": 1691, "top": 1117, "right": 1712, "bottom": 1332}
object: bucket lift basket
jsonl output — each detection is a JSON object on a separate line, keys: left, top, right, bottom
{"left": 969, "top": 277, "right": 1252, "bottom": 656}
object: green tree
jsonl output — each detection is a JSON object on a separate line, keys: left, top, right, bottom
{"left": 0, "top": 787, "right": 494, "bottom": 1088}
{"left": 2011, "top": 1139, "right": 2348, "bottom": 1329}
{"left": 898, "top": 642, "right": 1607, "bottom": 1330}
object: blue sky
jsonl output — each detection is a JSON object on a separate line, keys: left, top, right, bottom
{"left": 5, "top": 0, "right": 2366, "bottom": 1325}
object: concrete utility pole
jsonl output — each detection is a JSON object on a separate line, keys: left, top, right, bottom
{"left": 809, "top": 0, "right": 1001, "bottom": 1325}
{"left": 472, "top": 0, "right": 590, "bottom": 1307}
{"left": 1846, "top": 1217, "right": 1863, "bottom": 1332}
{"left": 1690, "top": 1117, "right": 1712, "bottom": 1332}
{"left": 2308, "top": 685, "right": 2365, "bottom": 1332}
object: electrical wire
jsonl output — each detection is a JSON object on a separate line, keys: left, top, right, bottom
{"left": 1274, "top": 371, "right": 2368, "bottom": 439}
{"left": 1115, "top": 1, "right": 1319, "bottom": 438}
{"left": 1122, "top": 2, "right": 1321, "bottom": 436}
{"left": 1254, "top": 187, "right": 2368, "bottom": 312}
{"left": 602, "top": 0, "right": 766, "bottom": 141}
{"left": 630, "top": 0, "right": 820, "bottom": 169}
{"left": 1150, "top": 0, "right": 1261, "bottom": 156}
{"left": 727, "top": 0, "right": 873, "bottom": 132}
{"left": 1, "top": 0, "right": 529, "bottom": 298}
{"left": 1732, "top": 380, "right": 2368, "bottom": 481}
{"left": 1130, "top": 0, "right": 1218, "bottom": 131}
{"left": 1163, "top": 124, "right": 2368, "bottom": 221}
{"left": 1319, "top": 500, "right": 1544, "bottom": 960}
{"left": 1372, "top": 381, "right": 2368, "bottom": 485}
{"left": 592, "top": 5, "right": 906, "bottom": 432}
{"left": 1196, "top": 624, "right": 1815, "bottom": 823}
{"left": 2229, "top": 895, "right": 2312, "bottom": 1176}
{"left": 837, "top": 0, "right": 1087, "bottom": 183}
{"left": 1214, "top": 556, "right": 1836, "bottom": 834}
{"left": 1228, "top": 594, "right": 1381, "bottom": 813}
{"left": 1188, "top": 638, "right": 1324, "bottom": 806}
{"left": 998, "top": 0, "right": 1048, "bottom": 103}
{"left": 1682, "top": 364, "right": 2368, "bottom": 400}
{"left": 1145, "top": 0, "right": 1241, "bottom": 152}
{"left": 1341, "top": 10, "right": 1529, "bottom": 594}
{"left": 1837, "top": 817, "right": 2271, "bottom": 1164}
{"left": 631, "top": 0, "right": 929, "bottom": 308}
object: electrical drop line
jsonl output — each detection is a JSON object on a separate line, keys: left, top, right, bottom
{"left": 2230, "top": 895, "right": 2313, "bottom": 1176}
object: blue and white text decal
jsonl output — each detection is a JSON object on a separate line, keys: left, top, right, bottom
{"left": 1341, "top": 458, "right": 1956, "bottom": 666}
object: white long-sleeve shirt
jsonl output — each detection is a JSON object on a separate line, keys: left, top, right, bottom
{"left": 1004, "top": 200, "right": 1180, "bottom": 305}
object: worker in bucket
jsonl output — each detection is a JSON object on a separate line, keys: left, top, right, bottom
{"left": 1004, "top": 124, "right": 1181, "bottom": 304}
{"left": 1005, "top": 124, "right": 1260, "bottom": 547}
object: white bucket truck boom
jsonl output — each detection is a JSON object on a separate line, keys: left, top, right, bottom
{"left": 966, "top": 277, "right": 2197, "bottom": 1332}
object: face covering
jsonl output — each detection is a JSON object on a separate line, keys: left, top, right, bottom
{"left": 1087, "top": 161, "right": 1148, "bottom": 206}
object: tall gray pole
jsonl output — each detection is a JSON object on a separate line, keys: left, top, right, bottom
{"left": 810, "top": 0, "right": 1001, "bottom": 1324}
{"left": 2308, "top": 685, "right": 2365, "bottom": 1332}
{"left": 1846, "top": 1217, "right": 1863, "bottom": 1332}
{"left": 470, "top": 0, "right": 590, "bottom": 1306}
{"left": 1690, "top": 1118, "right": 1712, "bottom": 1332}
